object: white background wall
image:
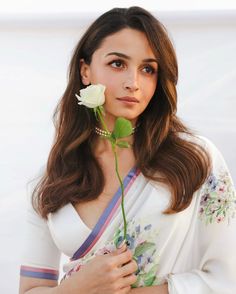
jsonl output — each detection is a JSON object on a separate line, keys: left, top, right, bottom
{"left": 0, "top": 3, "right": 236, "bottom": 293}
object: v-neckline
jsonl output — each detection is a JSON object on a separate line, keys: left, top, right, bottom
{"left": 71, "top": 165, "right": 140, "bottom": 260}
{"left": 70, "top": 166, "right": 138, "bottom": 231}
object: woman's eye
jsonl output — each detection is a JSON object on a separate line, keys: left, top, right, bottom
{"left": 143, "top": 65, "right": 156, "bottom": 74}
{"left": 109, "top": 60, "right": 124, "bottom": 68}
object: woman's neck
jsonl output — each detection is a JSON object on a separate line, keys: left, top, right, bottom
{"left": 93, "top": 115, "right": 137, "bottom": 155}
{"left": 93, "top": 134, "right": 134, "bottom": 156}
{"left": 93, "top": 137, "right": 136, "bottom": 178}
{"left": 99, "top": 114, "right": 137, "bottom": 133}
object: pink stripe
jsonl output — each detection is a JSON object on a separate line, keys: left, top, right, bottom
{"left": 20, "top": 265, "right": 58, "bottom": 274}
{"left": 81, "top": 169, "right": 140, "bottom": 257}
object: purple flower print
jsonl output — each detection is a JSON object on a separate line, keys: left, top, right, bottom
{"left": 126, "top": 234, "right": 135, "bottom": 249}
{"left": 135, "top": 225, "right": 141, "bottom": 234}
{"left": 200, "top": 194, "right": 210, "bottom": 206}
{"left": 116, "top": 233, "right": 135, "bottom": 249}
{"left": 207, "top": 175, "right": 217, "bottom": 190}
{"left": 199, "top": 170, "right": 236, "bottom": 224}
{"left": 144, "top": 224, "right": 152, "bottom": 231}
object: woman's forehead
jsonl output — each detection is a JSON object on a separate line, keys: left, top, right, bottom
{"left": 93, "top": 28, "right": 156, "bottom": 60}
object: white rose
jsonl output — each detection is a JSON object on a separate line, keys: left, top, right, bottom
{"left": 75, "top": 84, "right": 106, "bottom": 108}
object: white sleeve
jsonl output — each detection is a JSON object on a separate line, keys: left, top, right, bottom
{"left": 167, "top": 137, "right": 236, "bottom": 294}
{"left": 20, "top": 200, "right": 61, "bottom": 280}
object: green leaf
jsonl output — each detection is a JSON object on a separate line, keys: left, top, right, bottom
{"left": 132, "top": 255, "right": 138, "bottom": 262}
{"left": 111, "top": 133, "right": 116, "bottom": 141}
{"left": 134, "top": 242, "right": 156, "bottom": 257}
{"left": 112, "top": 117, "right": 133, "bottom": 139}
{"left": 143, "top": 265, "right": 158, "bottom": 286}
{"left": 147, "top": 264, "right": 158, "bottom": 276}
{"left": 116, "top": 141, "right": 130, "bottom": 148}
{"left": 131, "top": 275, "right": 141, "bottom": 288}
{"left": 144, "top": 275, "right": 156, "bottom": 286}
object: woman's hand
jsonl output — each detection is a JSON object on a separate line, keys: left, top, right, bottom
{"left": 59, "top": 243, "right": 137, "bottom": 294}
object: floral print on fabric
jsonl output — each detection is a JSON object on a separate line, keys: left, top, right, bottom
{"left": 63, "top": 218, "right": 160, "bottom": 287}
{"left": 113, "top": 218, "right": 160, "bottom": 287}
{"left": 199, "top": 169, "right": 236, "bottom": 225}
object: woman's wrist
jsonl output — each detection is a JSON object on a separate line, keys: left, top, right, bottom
{"left": 52, "top": 282, "right": 67, "bottom": 294}
{"left": 55, "top": 272, "right": 92, "bottom": 294}
{"left": 53, "top": 278, "right": 79, "bottom": 294}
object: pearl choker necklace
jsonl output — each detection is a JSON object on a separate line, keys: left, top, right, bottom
{"left": 95, "top": 126, "right": 138, "bottom": 137}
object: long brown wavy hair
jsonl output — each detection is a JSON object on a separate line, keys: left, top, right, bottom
{"left": 32, "top": 6, "right": 211, "bottom": 218}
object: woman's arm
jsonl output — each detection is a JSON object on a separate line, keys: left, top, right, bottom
{"left": 158, "top": 138, "right": 236, "bottom": 293}
{"left": 19, "top": 277, "right": 58, "bottom": 294}
{"left": 20, "top": 245, "right": 137, "bottom": 294}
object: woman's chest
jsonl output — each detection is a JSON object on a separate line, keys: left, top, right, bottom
{"left": 74, "top": 156, "right": 136, "bottom": 230}
{"left": 74, "top": 171, "right": 125, "bottom": 230}
{"left": 48, "top": 176, "right": 199, "bottom": 259}
{"left": 74, "top": 197, "right": 112, "bottom": 230}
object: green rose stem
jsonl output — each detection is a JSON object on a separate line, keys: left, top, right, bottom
{"left": 112, "top": 144, "right": 127, "bottom": 239}
{"left": 96, "top": 106, "right": 127, "bottom": 242}
{"left": 95, "top": 107, "right": 110, "bottom": 133}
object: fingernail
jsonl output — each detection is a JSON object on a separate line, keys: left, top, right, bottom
{"left": 117, "top": 240, "right": 126, "bottom": 249}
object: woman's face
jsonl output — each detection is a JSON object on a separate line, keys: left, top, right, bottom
{"left": 80, "top": 28, "right": 158, "bottom": 127}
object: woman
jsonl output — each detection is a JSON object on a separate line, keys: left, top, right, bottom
{"left": 19, "top": 6, "right": 236, "bottom": 294}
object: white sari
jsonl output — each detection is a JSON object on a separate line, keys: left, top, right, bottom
{"left": 20, "top": 136, "right": 236, "bottom": 293}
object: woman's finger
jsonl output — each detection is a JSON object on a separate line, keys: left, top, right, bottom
{"left": 119, "top": 285, "right": 132, "bottom": 294}
{"left": 113, "top": 249, "right": 133, "bottom": 267}
{"left": 111, "top": 241, "right": 127, "bottom": 256}
{"left": 117, "top": 273, "right": 137, "bottom": 289}
{"left": 118, "top": 259, "right": 138, "bottom": 277}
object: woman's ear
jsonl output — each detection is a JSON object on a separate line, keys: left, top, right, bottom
{"left": 80, "top": 59, "right": 91, "bottom": 85}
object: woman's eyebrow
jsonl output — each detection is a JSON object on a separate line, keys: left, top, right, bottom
{"left": 105, "top": 52, "right": 158, "bottom": 64}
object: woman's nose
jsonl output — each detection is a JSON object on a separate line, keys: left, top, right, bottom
{"left": 123, "top": 71, "right": 139, "bottom": 92}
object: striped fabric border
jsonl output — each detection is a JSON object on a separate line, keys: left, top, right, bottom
{"left": 20, "top": 265, "right": 59, "bottom": 280}
{"left": 72, "top": 166, "right": 140, "bottom": 260}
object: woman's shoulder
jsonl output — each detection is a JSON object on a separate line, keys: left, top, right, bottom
{"left": 179, "top": 133, "right": 223, "bottom": 163}
{"left": 177, "top": 133, "right": 235, "bottom": 191}
{"left": 178, "top": 132, "right": 213, "bottom": 148}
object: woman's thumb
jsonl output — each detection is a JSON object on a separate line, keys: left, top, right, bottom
{"left": 112, "top": 240, "right": 127, "bottom": 255}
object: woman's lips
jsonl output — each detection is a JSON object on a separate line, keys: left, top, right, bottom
{"left": 116, "top": 96, "right": 139, "bottom": 103}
